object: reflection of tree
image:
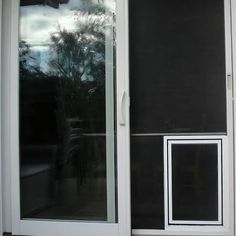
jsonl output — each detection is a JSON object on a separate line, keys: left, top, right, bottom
{"left": 49, "top": 4, "right": 111, "bottom": 86}
{"left": 48, "top": 3, "right": 114, "bottom": 129}
{"left": 50, "top": 3, "right": 112, "bottom": 191}
{"left": 19, "top": 40, "right": 47, "bottom": 80}
{"left": 19, "top": 3, "right": 114, "bottom": 130}
{"left": 19, "top": 2, "right": 114, "bottom": 211}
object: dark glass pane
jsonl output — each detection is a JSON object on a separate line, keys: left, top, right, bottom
{"left": 130, "top": 0, "right": 226, "bottom": 133}
{"left": 131, "top": 136, "right": 164, "bottom": 229}
{"left": 171, "top": 144, "right": 219, "bottom": 221}
{"left": 19, "top": 0, "right": 117, "bottom": 222}
{"left": 21, "top": 136, "right": 107, "bottom": 220}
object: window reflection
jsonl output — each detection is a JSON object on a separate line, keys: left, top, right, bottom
{"left": 19, "top": 0, "right": 116, "bottom": 222}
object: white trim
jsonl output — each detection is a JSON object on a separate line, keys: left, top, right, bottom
{"left": 105, "top": 0, "right": 116, "bottom": 222}
{"left": 223, "top": 0, "right": 235, "bottom": 234}
{"left": 131, "top": 133, "right": 227, "bottom": 137}
{"left": 2, "top": 0, "right": 13, "bottom": 232}
{"left": 132, "top": 229, "right": 233, "bottom": 236}
{"left": 165, "top": 137, "right": 223, "bottom": 226}
{"left": 16, "top": 221, "right": 118, "bottom": 236}
{"left": 10, "top": 0, "right": 20, "bottom": 234}
{"left": 231, "top": 0, "right": 236, "bottom": 234}
{"left": 116, "top": 0, "right": 131, "bottom": 233}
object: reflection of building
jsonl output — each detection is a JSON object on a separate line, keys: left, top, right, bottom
{"left": 21, "top": 0, "right": 69, "bottom": 8}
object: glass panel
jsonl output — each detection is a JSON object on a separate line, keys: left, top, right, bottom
{"left": 129, "top": 0, "right": 226, "bottom": 133}
{"left": 171, "top": 143, "right": 219, "bottom": 221}
{"left": 19, "top": 0, "right": 117, "bottom": 222}
{"left": 131, "top": 136, "right": 164, "bottom": 229}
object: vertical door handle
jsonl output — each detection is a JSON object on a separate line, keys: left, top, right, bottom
{"left": 119, "top": 90, "right": 126, "bottom": 126}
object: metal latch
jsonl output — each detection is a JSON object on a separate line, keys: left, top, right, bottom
{"left": 227, "top": 73, "right": 233, "bottom": 90}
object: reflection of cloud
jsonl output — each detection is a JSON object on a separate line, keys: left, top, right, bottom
{"left": 20, "top": 0, "right": 115, "bottom": 73}
{"left": 20, "top": 0, "right": 86, "bottom": 44}
{"left": 20, "top": 0, "right": 115, "bottom": 45}
{"left": 20, "top": 0, "right": 114, "bottom": 44}
{"left": 32, "top": 45, "right": 49, "bottom": 52}
{"left": 30, "top": 19, "right": 49, "bottom": 30}
{"left": 20, "top": 4, "right": 77, "bottom": 45}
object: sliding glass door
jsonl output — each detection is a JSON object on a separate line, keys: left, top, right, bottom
{"left": 4, "top": 0, "right": 235, "bottom": 235}
{"left": 130, "top": 0, "right": 234, "bottom": 235}
{"left": 7, "top": 0, "right": 131, "bottom": 235}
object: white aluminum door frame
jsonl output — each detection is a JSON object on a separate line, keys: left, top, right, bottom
{"left": 230, "top": 0, "right": 236, "bottom": 235}
{"left": 132, "top": 0, "right": 235, "bottom": 235}
{"left": 2, "top": 0, "right": 131, "bottom": 235}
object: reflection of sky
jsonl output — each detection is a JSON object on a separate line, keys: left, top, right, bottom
{"left": 20, "top": 0, "right": 82, "bottom": 45}
{"left": 20, "top": 0, "right": 115, "bottom": 72}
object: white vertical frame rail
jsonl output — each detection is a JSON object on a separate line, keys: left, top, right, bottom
{"left": 2, "top": 0, "right": 13, "bottom": 232}
{"left": 4, "top": 0, "right": 132, "bottom": 235}
{"left": 132, "top": 0, "right": 235, "bottom": 235}
{"left": 116, "top": 0, "right": 131, "bottom": 233}
{"left": 231, "top": 0, "right": 236, "bottom": 235}
{"left": 105, "top": 0, "right": 116, "bottom": 223}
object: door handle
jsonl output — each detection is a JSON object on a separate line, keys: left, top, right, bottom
{"left": 119, "top": 90, "right": 126, "bottom": 126}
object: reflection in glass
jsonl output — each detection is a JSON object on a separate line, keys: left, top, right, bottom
{"left": 19, "top": 0, "right": 116, "bottom": 222}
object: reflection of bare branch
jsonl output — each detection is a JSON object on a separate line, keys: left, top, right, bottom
{"left": 48, "top": 3, "right": 109, "bottom": 83}
{"left": 51, "top": 61, "right": 68, "bottom": 78}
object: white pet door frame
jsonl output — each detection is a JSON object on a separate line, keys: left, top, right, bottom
{"left": 164, "top": 136, "right": 230, "bottom": 233}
